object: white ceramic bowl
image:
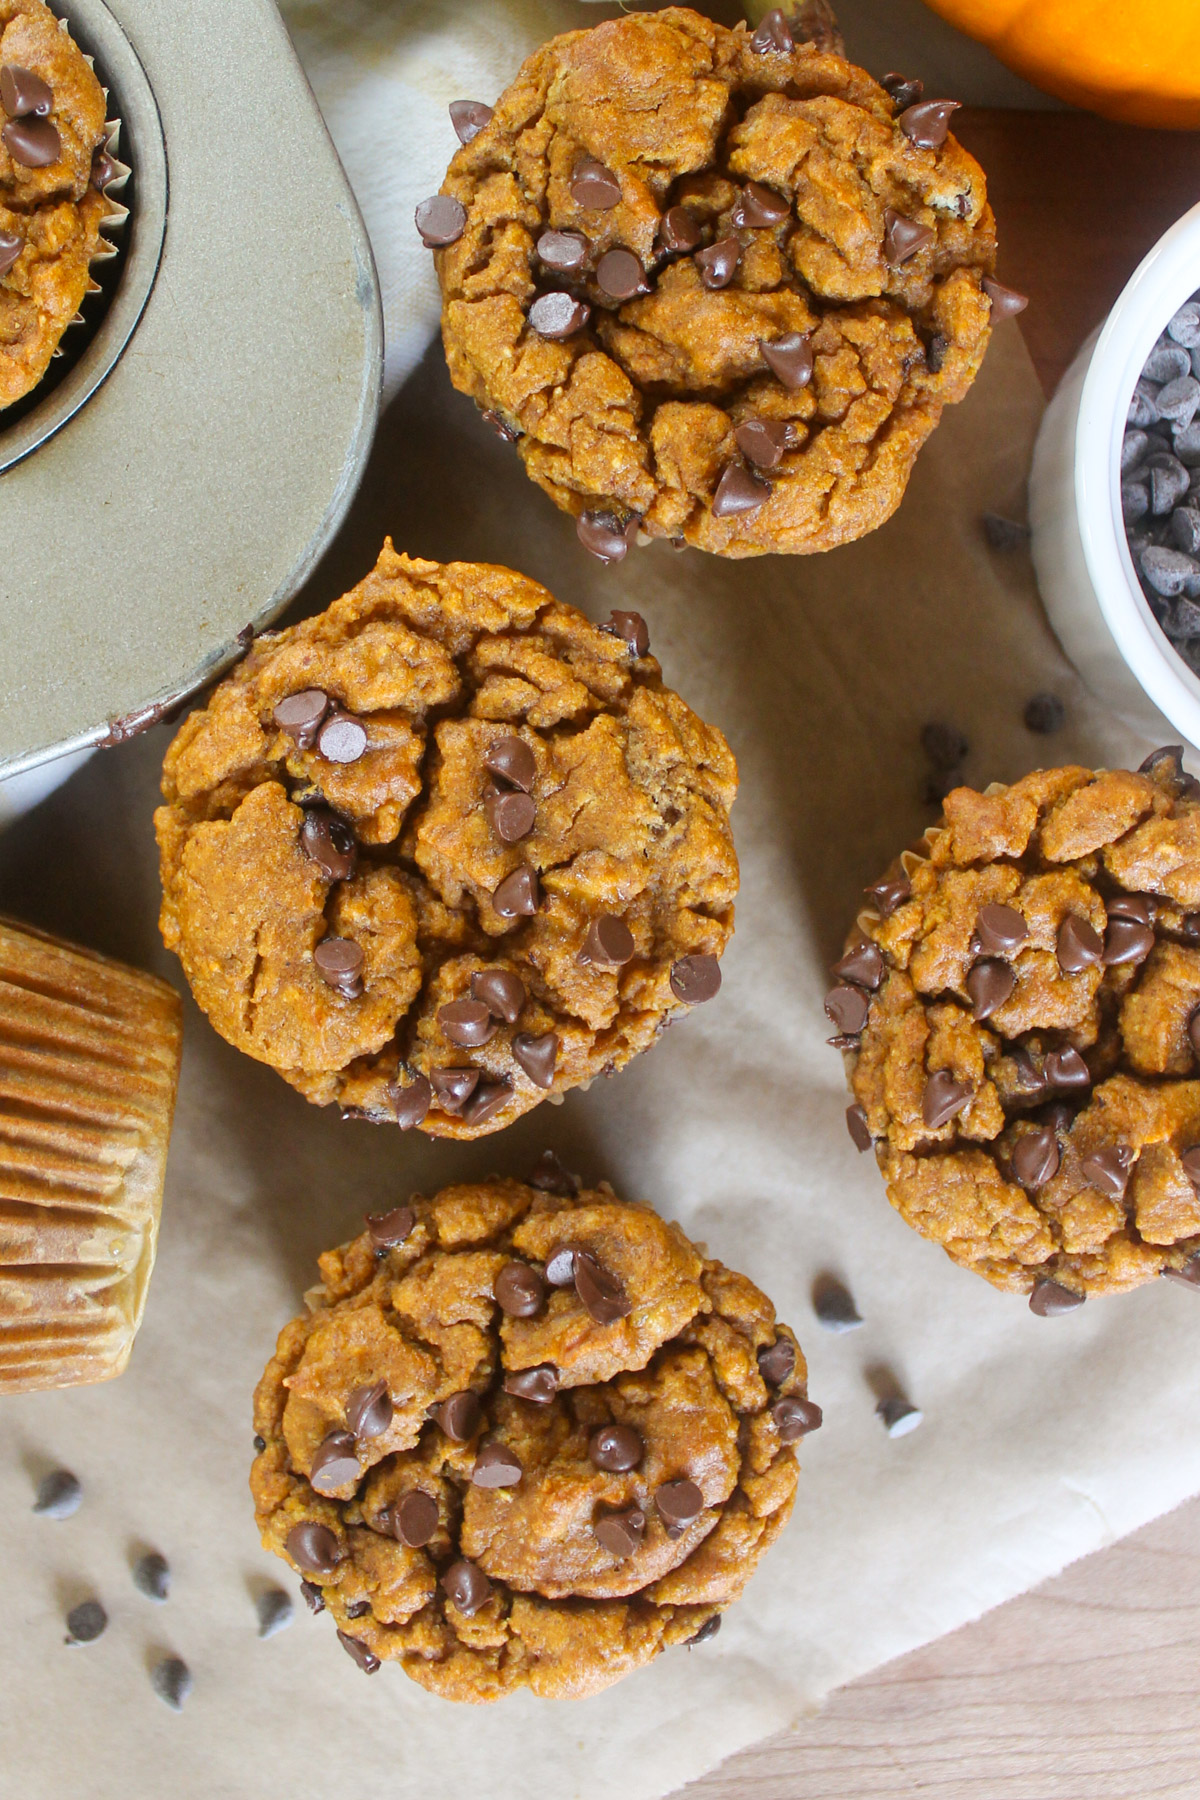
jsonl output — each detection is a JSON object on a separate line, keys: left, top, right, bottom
{"left": 1030, "top": 200, "right": 1200, "bottom": 750}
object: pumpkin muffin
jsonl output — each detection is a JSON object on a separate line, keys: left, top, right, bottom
{"left": 155, "top": 543, "right": 737, "bottom": 1138}
{"left": 830, "top": 747, "right": 1200, "bottom": 1311}
{"left": 251, "top": 1164, "right": 817, "bottom": 1701}
{"left": 420, "top": 5, "right": 1020, "bottom": 560}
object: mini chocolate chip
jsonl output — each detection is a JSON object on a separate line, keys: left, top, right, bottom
{"left": 65, "top": 1599, "right": 107, "bottom": 1645}
{"left": 529, "top": 291, "right": 591, "bottom": 338}
{"left": 273, "top": 688, "right": 328, "bottom": 748}
{"left": 150, "top": 1657, "right": 193, "bottom": 1711}
{"left": 577, "top": 509, "right": 637, "bottom": 562}
{"left": 300, "top": 806, "right": 357, "bottom": 882}
{"left": 596, "top": 247, "right": 647, "bottom": 300}
{"left": 513, "top": 1030, "right": 559, "bottom": 1088}
{"left": 537, "top": 228, "right": 589, "bottom": 272}
{"left": 1024, "top": 692, "right": 1065, "bottom": 733}
{"left": 3, "top": 115, "right": 59, "bottom": 167}
{"left": 317, "top": 709, "right": 368, "bottom": 764}
{"left": 603, "top": 609, "right": 650, "bottom": 655}
{"left": 441, "top": 1560, "right": 492, "bottom": 1615}
{"left": 472, "top": 1441, "right": 523, "bottom": 1488}
{"left": 687, "top": 1615, "right": 722, "bottom": 1645}
{"left": 655, "top": 1478, "right": 705, "bottom": 1529}
{"left": 494, "top": 1261, "right": 545, "bottom": 1318}
{"left": 898, "top": 98, "right": 960, "bottom": 148}
{"left": 883, "top": 209, "right": 934, "bottom": 265}
{"left": 579, "top": 914, "right": 635, "bottom": 967}
{"left": 750, "top": 9, "right": 794, "bottom": 52}
{"left": 481, "top": 409, "right": 517, "bottom": 441}
{"left": 0, "top": 64, "right": 52, "bottom": 118}
{"left": 1164, "top": 1252, "right": 1200, "bottom": 1288}
{"left": 91, "top": 148, "right": 117, "bottom": 191}
{"left": 922, "top": 1070, "right": 972, "bottom": 1128}
{"left": 313, "top": 937, "right": 364, "bottom": 997}
{"left": 929, "top": 334, "right": 950, "bottom": 371}
{"left": 757, "top": 1337, "right": 796, "bottom": 1386}
{"left": 286, "top": 1521, "right": 342, "bottom": 1575}
{"left": 430, "top": 1067, "right": 480, "bottom": 1113}
{"left": 394, "top": 1490, "right": 439, "bottom": 1548}
{"left": 983, "top": 513, "right": 1030, "bottom": 551}
{"left": 309, "top": 1431, "right": 360, "bottom": 1495}
{"left": 1011, "top": 1126, "right": 1060, "bottom": 1190}
{"left": 660, "top": 205, "right": 701, "bottom": 252}
{"left": 133, "top": 1552, "right": 170, "bottom": 1601}
{"left": 344, "top": 1600, "right": 370, "bottom": 1621}
{"left": 734, "top": 418, "right": 796, "bottom": 468}
{"left": 813, "top": 1277, "right": 862, "bottom": 1332}
{"left": 865, "top": 874, "right": 910, "bottom": 916}
{"left": 486, "top": 787, "right": 536, "bottom": 843}
{"left": 1103, "top": 916, "right": 1155, "bottom": 965}
{"left": 1080, "top": 1146, "right": 1135, "bottom": 1199}
{"left": 256, "top": 1587, "right": 294, "bottom": 1639}
{"left": 1107, "top": 893, "right": 1155, "bottom": 924}
{"left": 431, "top": 1391, "right": 483, "bottom": 1441}
{"left": 571, "top": 158, "right": 621, "bottom": 209}
{"left": 845, "top": 1103, "right": 873, "bottom": 1151}
{"left": 493, "top": 866, "right": 540, "bottom": 918}
{"left": 0, "top": 228, "right": 20, "bottom": 276}
{"left": 761, "top": 331, "right": 814, "bottom": 390}
{"left": 594, "top": 1507, "right": 647, "bottom": 1559}
{"left": 346, "top": 1380, "right": 393, "bottom": 1441}
{"left": 544, "top": 1246, "right": 577, "bottom": 1285}
{"left": 731, "top": 181, "right": 790, "bottom": 228}
{"left": 366, "top": 1205, "right": 415, "bottom": 1250}
{"left": 773, "top": 1396, "right": 823, "bottom": 1440}
{"left": 1029, "top": 1277, "right": 1084, "bottom": 1316}
{"left": 415, "top": 194, "right": 466, "bottom": 247}
{"left": 461, "top": 1077, "right": 512, "bottom": 1128}
{"left": 387, "top": 1077, "right": 432, "bottom": 1130}
{"left": 504, "top": 1364, "right": 560, "bottom": 1403}
{"left": 1057, "top": 913, "right": 1104, "bottom": 974}
{"left": 337, "top": 1631, "right": 380, "bottom": 1674}
{"left": 832, "top": 941, "right": 885, "bottom": 990}
{"left": 983, "top": 277, "right": 1029, "bottom": 319}
{"left": 484, "top": 734, "right": 535, "bottom": 792}
{"left": 974, "top": 903, "right": 1028, "bottom": 955}
{"left": 1044, "top": 1047, "right": 1091, "bottom": 1091}
{"left": 253, "top": 1434, "right": 266, "bottom": 1453}
{"left": 300, "top": 1580, "right": 326, "bottom": 1614}
{"left": 670, "top": 953, "right": 721, "bottom": 1004}
{"left": 824, "top": 984, "right": 870, "bottom": 1035}
{"left": 471, "top": 967, "right": 526, "bottom": 1023}
{"left": 449, "top": 99, "right": 493, "bottom": 145}
{"left": 33, "top": 1469, "right": 81, "bottom": 1518}
{"left": 713, "top": 460, "right": 771, "bottom": 518}
{"left": 694, "top": 236, "right": 740, "bottom": 289}
{"left": 574, "top": 1250, "right": 631, "bottom": 1325}
{"left": 589, "top": 1423, "right": 643, "bottom": 1472}
{"left": 438, "top": 999, "right": 496, "bottom": 1048}
{"left": 882, "top": 71, "right": 924, "bottom": 108}
{"left": 967, "top": 958, "right": 1015, "bottom": 1021}
{"left": 877, "top": 1397, "right": 922, "bottom": 1436}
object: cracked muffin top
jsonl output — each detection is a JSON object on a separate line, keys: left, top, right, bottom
{"left": 250, "top": 1163, "right": 817, "bottom": 1702}
{"left": 0, "top": 0, "right": 118, "bottom": 408}
{"left": 155, "top": 543, "right": 737, "bottom": 1138}
{"left": 831, "top": 748, "right": 1200, "bottom": 1310}
{"left": 423, "top": 5, "right": 1019, "bottom": 561}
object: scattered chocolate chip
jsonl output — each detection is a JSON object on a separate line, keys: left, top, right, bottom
{"left": 317, "top": 709, "right": 368, "bottom": 764}
{"left": 1080, "top": 1146, "right": 1135, "bottom": 1200}
{"left": 1164, "top": 1253, "right": 1200, "bottom": 1288}
{"left": 813, "top": 1276, "right": 862, "bottom": 1332}
{"left": 660, "top": 205, "right": 701, "bottom": 253}
{"left": 337, "top": 1631, "right": 380, "bottom": 1674}
{"left": 687, "top": 1615, "right": 722, "bottom": 1645}
{"left": 758, "top": 1337, "right": 796, "bottom": 1385}
{"left": 983, "top": 512, "right": 1030, "bottom": 551}
{"left": 1103, "top": 916, "right": 1155, "bottom": 965}
{"left": 570, "top": 158, "right": 621, "bottom": 210}
{"left": 0, "top": 64, "right": 52, "bottom": 118}
{"left": 603, "top": 608, "right": 650, "bottom": 655}
{"left": 415, "top": 194, "right": 466, "bottom": 247}
{"left": 65, "top": 1599, "right": 107, "bottom": 1645}
{"left": 1108, "top": 893, "right": 1155, "bottom": 924}
{"left": 655, "top": 1478, "right": 705, "bottom": 1530}
{"left": 761, "top": 331, "right": 814, "bottom": 390}
{"left": 577, "top": 509, "right": 636, "bottom": 562}
{"left": 366, "top": 1205, "right": 415, "bottom": 1250}
{"left": 865, "top": 874, "right": 910, "bottom": 916}
{"left": 921, "top": 720, "right": 969, "bottom": 768}
{"left": 309, "top": 1431, "right": 360, "bottom": 1495}
{"left": 485, "top": 786, "right": 536, "bottom": 843}
{"left": 1024, "top": 691, "right": 1065, "bottom": 734}
{"left": 750, "top": 8, "right": 794, "bottom": 52}
{"left": 899, "top": 98, "right": 960, "bottom": 148}
{"left": 596, "top": 247, "right": 647, "bottom": 300}
{"left": 824, "top": 984, "right": 870, "bottom": 1035}
{"left": 713, "top": 460, "right": 771, "bottom": 518}
{"left": 529, "top": 290, "right": 591, "bottom": 338}
{"left": 299, "top": 1579, "right": 325, "bottom": 1613}
{"left": 922, "top": 1069, "right": 972, "bottom": 1128}
{"left": 150, "top": 1656, "right": 193, "bottom": 1711}
{"left": 832, "top": 941, "right": 885, "bottom": 990}
{"left": 1011, "top": 1126, "right": 1060, "bottom": 1191}
{"left": 481, "top": 409, "right": 517, "bottom": 441}
{"left": 544, "top": 1246, "right": 577, "bottom": 1286}
{"left": 253, "top": 1434, "right": 266, "bottom": 1453}
{"left": 494, "top": 1261, "right": 545, "bottom": 1318}
{"left": 431, "top": 1391, "right": 483, "bottom": 1442}
{"left": 982, "top": 277, "right": 1029, "bottom": 319}
{"left": 529, "top": 1149, "right": 581, "bottom": 1196}
{"left": 579, "top": 914, "right": 635, "bottom": 968}
{"left": 1057, "top": 913, "right": 1104, "bottom": 974}
{"left": 483, "top": 734, "right": 535, "bottom": 793}
{"left": 394, "top": 1491, "right": 439, "bottom": 1548}
{"left": 537, "top": 228, "right": 588, "bottom": 272}
{"left": 731, "top": 181, "right": 790, "bottom": 228}
{"left": 883, "top": 209, "right": 934, "bottom": 265}
{"left": 256, "top": 1587, "right": 294, "bottom": 1639}
{"left": 3, "top": 115, "right": 58, "bottom": 166}
{"left": 670, "top": 953, "right": 722, "bottom": 1004}
{"left": 845, "top": 1103, "right": 873, "bottom": 1151}
{"left": 967, "top": 958, "right": 1015, "bottom": 1021}
{"left": 313, "top": 937, "right": 364, "bottom": 997}
{"left": 1029, "top": 1277, "right": 1084, "bottom": 1316}
{"left": 438, "top": 998, "right": 496, "bottom": 1048}
{"left": 33, "top": 1469, "right": 81, "bottom": 1518}
{"left": 449, "top": 99, "right": 493, "bottom": 145}
{"left": 471, "top": 967, "right": 526, "bottom": 1023}
{"left": 877, "top": 1397, "right": 922, "bottom": 1436}
{"left": 504, "top": 1364, "right": 559, "bottom": 1403}
{"left": 472, "top": 1441, "right": 523, "bottom": 1488}
{"left": 773, "top": 1396, "right": 823, "bottom": 1440}
{"left": 973, "top": 903, "right": 1028, "bottom": 956}
{"left": 513, "top": 1030, "right": 559, "bottom": 1088}
{"left": 461, "top": 1077, "right": 512, "bottom": 1127}
{"left": 0, "top": 228, "right": 20, "bottom": 276}
{"left": 133, "top": 1552, "right": 170, "bottom": 1602}
{"left": 734, "top": 418, "right": 796, "bottom": 468}
{"left": 588, "top": 1423, "right": 643, "bottom": 1472}
{"left": 1044, "top": 1047, "right": 1091, "bottom": 1091}
{"left": 695, "top": 236, "right": 740, "bottom": 290}
{"left": 300, "top": 806, "right": 357, "bottom": 882}
{"left": 574, "top": 1250, "right": 632, "bottom": 1325}
{"left": 346, "top": 1380, "right": 393, "bottom": 1441}
{"left": 441, "top": 1560, "right": 493, "bottom": 1615}
{"left": 273, "top": 688, "right": 328, "bottom": 748}
{"left": 594, "top": 1507, "right": 646, "bottom": 1558}
{"left": 387, "top": 1077, "right": 432, "bottom": 1130}
{"left": 882, "top": 71, "right": 924, "bottom": 108}
{"left": 430, "top": 1067, "right": 480, "bottom": 1113}
{"left": 493, "top": 865, "right": 540, "bottom": 918}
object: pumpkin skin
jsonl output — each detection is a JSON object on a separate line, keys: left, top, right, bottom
{"left": 921, "top": 0, "right": 1200, "bottom": 129}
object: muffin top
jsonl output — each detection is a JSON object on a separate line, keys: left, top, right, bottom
{"left": 429, "top": 5, "right": 1005, "bottom": 559}
{"left": 251, "top": 1168, "right": 814, "bottom": 1701}
{"left": 156, "top": 543, "right": 737, "bottom": 1137}
{"left": 836, "top": 749, "right": 1200, "bottom": 1305}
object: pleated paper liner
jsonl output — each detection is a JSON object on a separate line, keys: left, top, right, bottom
{"left": 0, "top": 916, "right": 181, "bottom": 1392}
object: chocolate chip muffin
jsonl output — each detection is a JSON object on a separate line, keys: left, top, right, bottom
{"left": 155, "top": 543, "right": 737, "bottom": 1138}
{"left": 0, "top": 0, "right": 121, "bottom": 409}
{"left": 421, "top": 5, "right": 1020, "bottom": 561}
{"left": 831, "top": 748, "right": 1200, "bottom": 1311}
{"left": 250, "top": 1163, "right": 816, "bottom": 1701}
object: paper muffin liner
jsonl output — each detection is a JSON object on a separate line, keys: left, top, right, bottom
{"left": 0, "top": 916, "right": 181, "bottom": 1393}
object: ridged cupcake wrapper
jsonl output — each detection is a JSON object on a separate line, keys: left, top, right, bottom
{"left": 49, "top": 17, "right": 131, "bottom": 356}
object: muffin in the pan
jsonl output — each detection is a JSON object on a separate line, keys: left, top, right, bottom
{"left": 0, "top": 0, "right": 122, "bottom": 409}
{"left": 251, "top": 1165, "right": 817, "bottom": 1701}
{"left": 0, "top": 915, "right": 182, "bottom": 1391}
{"left": 419, "top": 5, "right": 1022, "bottom": 560}
{"left": 831, "top": 748, "right": 1200, "bottom": 1311}
{"left": 155, "top": 542, "right": 737, "bottom": 1138}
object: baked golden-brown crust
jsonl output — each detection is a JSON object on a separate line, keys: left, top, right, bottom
{"left": 431, "top": 6, "right": 998, "bottom": 557}
{"left": 834, "top": 751, "right": 1200, "bottom": 1303}
{"left": 155, "top": 543, "right": 738, "bottom": 1137}
{"left": 251, "top": 1173, "right": 813, "bottom": 1701}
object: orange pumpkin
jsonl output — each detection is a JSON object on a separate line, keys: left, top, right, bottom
{"left": 920, "top": 0, "right": 1200, "bottom": 129}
